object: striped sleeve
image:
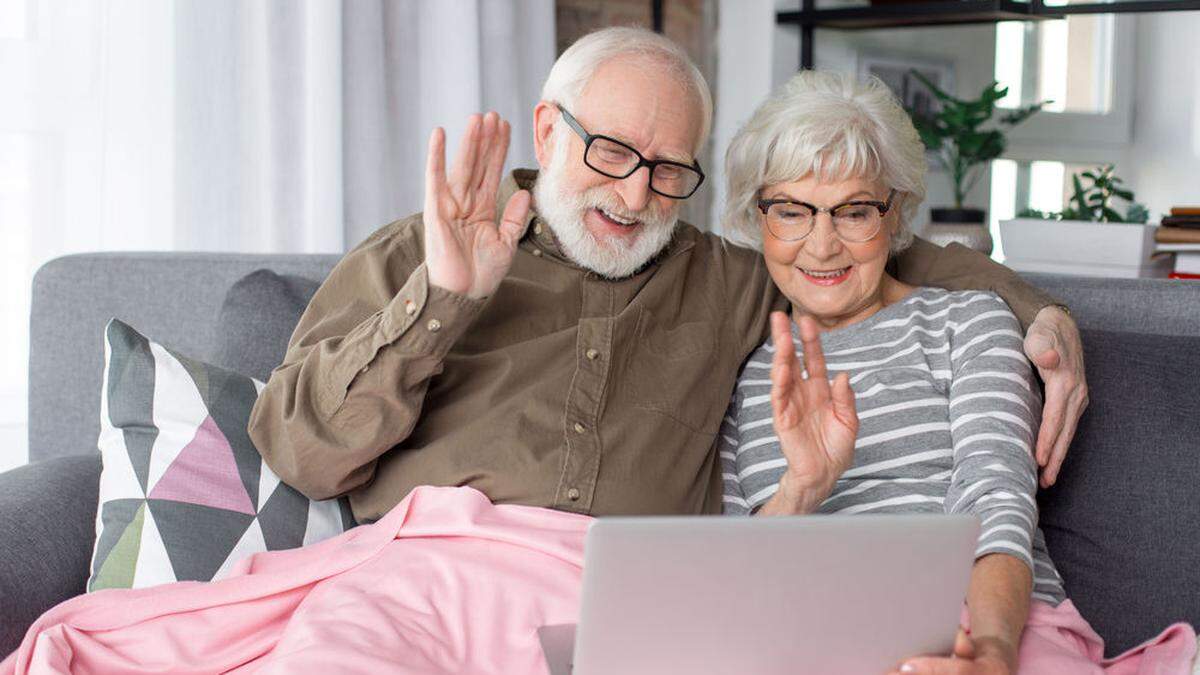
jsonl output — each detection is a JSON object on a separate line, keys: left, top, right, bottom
{"left": 720, "top": 391, "right": 751, "bottom": 516}
{"left": 943, "top": 292, "right": 1042, "bottom": 572}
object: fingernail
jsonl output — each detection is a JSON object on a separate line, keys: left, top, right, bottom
{"left": 900, "top": 664, "right": 917, "bottom": 673}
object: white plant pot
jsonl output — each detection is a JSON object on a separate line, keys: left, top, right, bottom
{"left": 999, "top": 218, "right": 1172, "bottom": 278}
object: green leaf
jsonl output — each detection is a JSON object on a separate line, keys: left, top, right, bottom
{"left": 909, "top": 70, "right": 958, "bottom": 105}
{"left": 998, "top": 101, "right": 1049, "bottom": 126}
{"left": 1126, "top": 203, "right": 1150, "bottom": 224}
{"left": 1101, "top": 206, "right": 1125, "bottom": 222}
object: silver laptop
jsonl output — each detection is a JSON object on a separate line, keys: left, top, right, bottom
{"left": 539, "top": 514, "right": 980, "bottom": 675}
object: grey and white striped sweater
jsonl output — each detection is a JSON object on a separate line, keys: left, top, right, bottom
{"left": 720, "top": 287, "right": 1066, "bottom": 604}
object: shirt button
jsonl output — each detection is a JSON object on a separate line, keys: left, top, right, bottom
{"left": 532, "top": 248, "right": 543, "bottom": 257}
{"left": 427, "top": 319, "right": 442, "bottom": 332}
{"left": 360, "top": 365, "right": 370, "bottom": 374}
{"left": 585, "top": 348, "right": 599, "bottom": 361}
{"left": 404, "top": 300, "right": 417, "bottom": 316}
{"left": 573, "top": 422, "right": 586, "bottom": 434}
{"left": 567, "top": 488, "right": 581, "bottom": 501}
{"left": 534, "top": 222, "right": 544, "bottom": 236}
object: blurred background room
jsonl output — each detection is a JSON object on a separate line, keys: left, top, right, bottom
{"left": 2, "top": 0, "right": 1199, "bottom": 472}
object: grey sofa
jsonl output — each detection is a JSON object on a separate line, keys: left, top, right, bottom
{"left": 3, "top": 251, "right": 1199, "bottom": 660}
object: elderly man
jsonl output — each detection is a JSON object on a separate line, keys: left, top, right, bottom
{"left": 248, "top": 27, "right": 1086, "bottom": 524}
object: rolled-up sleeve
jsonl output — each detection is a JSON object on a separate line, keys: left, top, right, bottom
{"left": 249, "top": 216, "right": 485, "bottom": 500}
{"left": 943, "top": 292, "right": 1043, "bottom": 573}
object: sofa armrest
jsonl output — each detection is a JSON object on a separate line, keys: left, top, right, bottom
{"left": 0, "top": 454, "right": 101, "bottom": 658}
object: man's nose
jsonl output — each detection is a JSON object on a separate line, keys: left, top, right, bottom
{"left": 613, "top": 166, "right": 652, "bottom": 213}
{"left": 805, "top": 214, "right": 843, "bottom": 259}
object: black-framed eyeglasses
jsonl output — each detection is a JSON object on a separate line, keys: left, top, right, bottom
{"left": 556, "top": 105, "right": 705, "bottom": 200}
{"left": 756, "top": 189, "right": 897, "bottom": 242}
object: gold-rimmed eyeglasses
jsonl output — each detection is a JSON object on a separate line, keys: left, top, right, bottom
{"left": 757, "top": 189, "right": 897, "bottom": 242}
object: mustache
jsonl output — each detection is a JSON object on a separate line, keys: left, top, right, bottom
{"left": 576, "top": 187, "right": 674, "bottom": 228}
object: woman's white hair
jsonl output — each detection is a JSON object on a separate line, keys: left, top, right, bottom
{"left": 541, "top": 26, "right": 713, "bottom": 154}
{"left": 722, "top": 70, "right": 926, "bottom": 252}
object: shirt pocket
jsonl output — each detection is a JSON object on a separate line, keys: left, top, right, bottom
{"left": 627, "top": 308, "right": 722, "bottom": 435}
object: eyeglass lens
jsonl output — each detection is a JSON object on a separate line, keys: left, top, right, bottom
{"left": 585, "top": 137, "right": 702, "bottom": 199}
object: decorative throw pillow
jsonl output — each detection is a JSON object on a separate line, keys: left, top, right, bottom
{"left": 89, "top": 319, "right": 355, "bottom": 591}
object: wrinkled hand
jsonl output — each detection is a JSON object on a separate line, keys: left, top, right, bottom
{"left": 424, "top": 111, "right": 531, "bottom": 299}
{"left": 768, "top": 311, "right": 858, "bottom": 513}
{"left": 888, "top": 630, "right": 1014, "bottom": 675}
{"left": 1023, "top": 306, "right": 1088, "bottom": 487}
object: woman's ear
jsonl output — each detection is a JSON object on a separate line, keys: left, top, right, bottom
{"left": 533, "top": 101, "right": 558, "bottom": 169}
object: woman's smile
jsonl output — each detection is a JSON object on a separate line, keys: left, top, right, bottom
{"left": 797, "top": 265, "right": 852, "bottom": 286}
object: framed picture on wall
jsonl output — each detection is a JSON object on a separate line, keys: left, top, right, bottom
{"left": 857, "top": 53, "right": 955, "bottom": 121}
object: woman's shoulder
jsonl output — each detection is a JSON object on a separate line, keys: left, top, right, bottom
{"left": 904, "top": 287, "right": 1016, "bottom": 324}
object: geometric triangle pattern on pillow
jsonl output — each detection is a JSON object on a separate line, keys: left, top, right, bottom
{"left": 89, "top": 319, "right": 356, "bottom": 592}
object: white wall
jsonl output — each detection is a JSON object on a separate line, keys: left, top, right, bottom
{"left": 711, "top": 0, "right": 776, "bottom": 236}
{"left": 1126, "top": 12, "right": 1200, "bottom": 219}
{"left": 711, "top": 0, "right": 999, "bottom": 237}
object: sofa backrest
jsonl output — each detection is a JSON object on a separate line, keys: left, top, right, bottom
{"left": 27, "top": 252, "right": 340, "bottom": 464}
{"left": 27, "top": 255, "right": 1200, "bottom": 464}
{"left": 1022, "top": 273, "right": 1200, "bottom": 336}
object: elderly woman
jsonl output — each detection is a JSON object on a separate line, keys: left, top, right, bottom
{"left": 717, "top": 71, "right": 1189, "bottom": 675}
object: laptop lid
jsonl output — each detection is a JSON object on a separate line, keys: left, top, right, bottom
{"left": 570, "top": 514, "right": 980, "bottom": 675}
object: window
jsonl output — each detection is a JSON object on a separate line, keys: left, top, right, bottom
{"left": 0, "top": 2, "right": 32, "bottom": 472}
{"left": 987, "top": 14, "right": 1134, "bottom": 262}
{"left": 996, "top": 16, "right": 1115, "bottom": 115}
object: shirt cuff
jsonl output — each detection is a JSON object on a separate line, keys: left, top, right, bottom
{"left": 379, "top": 262, "right": 487, "bottom": 359}
{"left": 317, "top": 263, "right": 485, "bottom": 418}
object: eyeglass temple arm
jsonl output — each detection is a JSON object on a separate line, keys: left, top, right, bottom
{"left": 555, "top": 105, "right": 589, "bottom": 140}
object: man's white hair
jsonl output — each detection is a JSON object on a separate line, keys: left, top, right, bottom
{"left": 722, "top": 70, "right": 926, "bottom": 252}
{"left": 540, "top": 26, "right": 713, "bottom": 154}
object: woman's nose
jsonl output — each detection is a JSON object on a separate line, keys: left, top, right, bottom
{"left": 804, "top": 214, "right": 843, "bottom": 258}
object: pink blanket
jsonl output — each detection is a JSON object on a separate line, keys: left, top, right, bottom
{"left": 3, "top": 486, "right": 1195, "bottom": 674}
{"left": 963, "top": 602, "right": 1195, "bottom": 674}
{"left": 3, "top": 487, "right": 590, "bottom": 674}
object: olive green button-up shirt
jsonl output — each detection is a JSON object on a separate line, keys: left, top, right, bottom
{"left": 248, "top": 170, "right": 1057, "bottom": 522}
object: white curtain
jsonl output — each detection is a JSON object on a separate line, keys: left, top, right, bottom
{"left": 0, "top": 0, "right": 556, "bottom": 470}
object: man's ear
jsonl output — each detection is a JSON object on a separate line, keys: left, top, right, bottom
{"left": 533, "top": 101, "right": 558, "bottom": 169}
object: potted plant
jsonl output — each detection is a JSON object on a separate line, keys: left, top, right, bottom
{"left": 999, "top": 165, "right": 1167, "bottom": 278}
{"left": 906, "top": 72, "right": 1048, "bottom": 254}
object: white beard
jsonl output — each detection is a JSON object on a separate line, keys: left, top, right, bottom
{"left": 532, "top": 139, "right": 679, "bottom": 279}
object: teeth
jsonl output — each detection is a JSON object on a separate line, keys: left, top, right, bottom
{"left": 600, "top": 208, "right": 637, "bottom": 226}
{"left": 803, "top": 267, "right": 849, "bottom": 278}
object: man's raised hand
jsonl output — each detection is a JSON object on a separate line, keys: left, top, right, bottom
{"left": 424, "top": 112, "right": 531, "bottom": 299}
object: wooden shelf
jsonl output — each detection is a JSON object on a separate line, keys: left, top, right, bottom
{"left": 778, "top": 1, "right": 1061, "bottom": 30}
{"left": 779, "top": 0, "right": 1200, "bottom": 67}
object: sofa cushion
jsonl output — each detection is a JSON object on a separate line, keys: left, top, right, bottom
{"left": 1038, "top": 328, "right": 1200, "bottom": 656}
{"left": 89, "top": 319, "right": 354, "bottom": 591}
{"left": 212, "top": 270, "right": 319, "bottom": 382}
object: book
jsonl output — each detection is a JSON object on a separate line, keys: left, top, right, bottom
{"left": 1161, "top": 216, "right": 1200, "bottom": 229}
{"left": 1175, "top": 251, "right": 1200, "bottom": 275}
{"left": 1170, "top": 207, "right": 1200, "bottom": 217}
{"left": 1156, "top": 227, "right": 1200, "bottom": 244}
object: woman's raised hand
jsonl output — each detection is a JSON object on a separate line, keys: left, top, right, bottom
{"left": 768, "top": 310, "right": 859, "bottom": 514}
{"left": 424, "top": 112, "right": 532, "bottom": 299}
